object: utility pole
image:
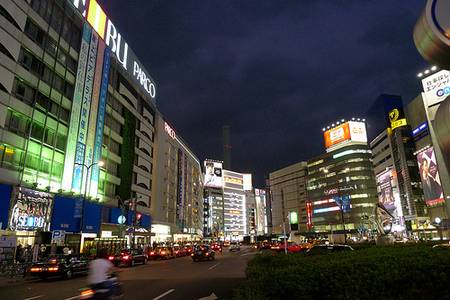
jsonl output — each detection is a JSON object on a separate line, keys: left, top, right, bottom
{"left": 281, "top": 189, "right": 288, "bottom": 255}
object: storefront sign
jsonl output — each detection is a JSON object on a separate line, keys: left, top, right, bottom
{"left": 9, "top": 188, "right": 52, "bottom": 231}
{"left": 164, "top": 122, "right": 176, "bottom": 139}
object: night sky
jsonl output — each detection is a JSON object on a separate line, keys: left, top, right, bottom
{"left": 98, "top": 0, "right": 428, "bottom": 187}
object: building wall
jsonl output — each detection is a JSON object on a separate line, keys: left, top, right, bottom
{"left": 307, "top": 144, "right": 378, "bottom": 233}
{"left": 269, "top": 162, "right": 308, "bottom": 235}
{"left": 151, "top": 113, "right": 203, "bottom": 239}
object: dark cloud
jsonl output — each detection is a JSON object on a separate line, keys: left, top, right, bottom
{"left": 99, "top": 0, "right": 427, "bottom": 186}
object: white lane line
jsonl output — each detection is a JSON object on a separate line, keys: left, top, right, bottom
{"left": 208, "top": 262, "right": 220, "bottom": 270}
{"left": 23, "top": 296, "right": 44, "bottom": 300}
{"left": 63, "top": 296, "right": 80, "bottom": 300}
{"left": 152, "top": 289, "right": 175, "bottom": 300}
{"left": 240, "top": 252, "right": 257, "bottom": 256}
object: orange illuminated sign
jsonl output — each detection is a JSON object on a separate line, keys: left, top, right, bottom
{"left": 324, "top": 123, "right": 351, "bottom": 148}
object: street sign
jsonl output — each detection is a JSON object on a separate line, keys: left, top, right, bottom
{"left": 118, "top": 215, "right": 126, "bottom": 224}
{"left": 51, "top": 230, "right": 66, "bottom": 245}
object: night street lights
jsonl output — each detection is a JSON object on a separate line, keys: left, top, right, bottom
{"left": 74, "top": 160, "right": 104, "bottom": 235}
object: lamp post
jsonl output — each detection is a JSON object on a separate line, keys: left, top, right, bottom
{"left": 74, "top": 160, "right": 104, "bottom": 243}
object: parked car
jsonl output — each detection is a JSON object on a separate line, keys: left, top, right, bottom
{"left": 305, "top": 244, "right": 354, "bottom": 255}
{"left": 109, "top": 249, "right": 147, "bottom": 267}
{"left": 229, "top": 242, "right": 241, "bottom": 252}
{"left": 29, "top": 255, "right": 89, "bottom": 279}
{"left": 173, "top": 245, "right": 186, "bottom": 257}
{"left": 191, "top": 245, "right": 215, "bottom": 262}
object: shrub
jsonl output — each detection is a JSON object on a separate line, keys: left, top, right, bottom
{"left": 234, "top": 245, "right": 450, "bottom": 300}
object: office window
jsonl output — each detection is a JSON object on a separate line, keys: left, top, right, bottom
{"left": 13, "top": 79, "right": 35, "bottom": 105}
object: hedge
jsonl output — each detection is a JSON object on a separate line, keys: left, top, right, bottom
{"left": 234, "top": 245, "right": 450, "bottom": 299}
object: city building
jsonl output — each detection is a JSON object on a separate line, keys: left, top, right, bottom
{"left": 0, "top": 0, "right": 157, "bottom": 251}
{"left": 203, "top": 160, "right": 225, "bottom": 238}
{"left": 369, "top": 95, "right": 426, "bottom": 235}
{"left": 307, "top": 120, "right": 378, "bottom": 242}
{"left": 405, "top": 69, "right": 450, "bottom": 237}
{"left": 254, "top": 188, "right": 268, "bottom": 236}
{"left": 269, "top": 162, "right": 308, "bottom": 238}
{"left": 151, "top": 115, "right": 203, "bottom": 242}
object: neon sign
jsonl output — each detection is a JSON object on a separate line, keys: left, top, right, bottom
{"left": 164, "top": 122, "right": 176, "bottom": 139}
{"left": 70, "top": 0, "right": 156, "bottom": 99}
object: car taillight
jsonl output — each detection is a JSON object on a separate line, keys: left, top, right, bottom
{"left": 150, "top": 252, "right": 154, "bottom": 255}
{"left": 175, "top": 251, "right": 179, "bottom": 254}
{"left": 206, "top": 253, "right": 209, "bottom": 256}
{"left": 123, "top": 255, "right": 129, "bottom": 260}
{"left": 80, "top": 288, "right": 94, "bottom": 297}
{"left": 161, "top": 251, "right": 166, "bottom": 255}
{"left": 48, "top": 267, "right": 59, "bottom": 272}
{"left": 108, "top": 256, "right": 114, "bottom": 260}
{"left": 30, "top": 267, "right": 41, "bottom": 272}
{"left": 191, "top": 253, "right": 194, "bottom": 256}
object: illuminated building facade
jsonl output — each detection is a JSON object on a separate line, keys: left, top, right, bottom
{"left": 151, "top": 114, "right": 203, "bottom": 242}
{"left": 0, "top": 0, "right": 156, "bottom": 248}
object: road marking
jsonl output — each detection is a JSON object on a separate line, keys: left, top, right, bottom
{"left": 63, "top": 296, "right": 80, "bottom": 300}
{"left": 208, "top": 262, "right": 220, "bottom": 270}
{"left": 152, "top": 289, "right": 175, "bottom": 300}
{"left": 198, "top": 292, "right": 219, "bottom": 300}
{"left": 23, "top": 296, "right": 44, "bottom": 300}
{"left": 240, "top": 252, "right": 257, "bottom": 256}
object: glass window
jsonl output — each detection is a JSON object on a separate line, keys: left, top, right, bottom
{"left": 13, "top": 79, "right": 35, "bottom": 105}
{"left": 64, "top": 82, "right": 74, "bottom": 99}
{"left": 50, "top": 5, "right": 63, "bottom": 32}
{"left": 5, "top": 110, "right": 31, "bottom": 137}
{"left": 25, "top": 153, "right": 40, "bottom": 170}
{"left": 31, "top": 122, "right": 44, "bottom": 141}
{"left": 52, "top": 161, "right": 63, "bottom": 177}
{"left": 1, "top": 146, "right": 23, "bottom": 171}
{"left": 44, "top": 128, "right": 55, "bottom": 146}
{"left": 45, "top": 38, "right": 58, "bottom": 57}
{"left": 41, "top": 66, "right": 53, "bottom": 85}
{"left": 55, "top": 133, "right": 66, "bottom": 151}
{"left": 59, "top": 107, "right": 70, "bottom": 123}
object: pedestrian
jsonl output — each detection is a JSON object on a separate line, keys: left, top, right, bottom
{"left": 15, "top": 244, "right": 23, "bottom": 263}
{"left": 152, "top": 241, "right": 157, "bottom": 249}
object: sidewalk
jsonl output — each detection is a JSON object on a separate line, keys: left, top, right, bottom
{"left": 0, "top": 276, "right": 37, "bottom": 288}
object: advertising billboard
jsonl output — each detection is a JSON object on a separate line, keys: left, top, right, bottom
{"left": 375, "top": 169, "right": 402, "bottom": 218}
{"left": 421, "top": 70, "right": 450, "bottom": 107}
{"left": 387, "top": 108, "right": 407, "bottom": 130}
{"left": 9, "top": 188, "right": 52, "bottom": 231}
{"left": 324, "top": 121, "right": 367, "bottom": 149}
{"left": 204, "top": 161, "right": 223, "bottom": 188}
{"left": 417, "top": 147, "right": 445, "bottom": 207}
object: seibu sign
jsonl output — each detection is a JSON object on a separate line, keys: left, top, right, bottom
{"left": 71, "top": 0, "right": 156, "bottom": 99}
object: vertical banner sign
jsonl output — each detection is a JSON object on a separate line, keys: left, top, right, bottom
{"left": 72, "top": 31, "right": 99, "bottom": 192}
{"left": 62, "top": 24, "right": 91, "bottom": 192}
{"left": 90, "top": 47, "right": 111, "bottom": 196}
{"left": 176, "top": 149, "right": 184, "bottom": 227}
{"left": 84, "top": 38, "right": 105, "bottom": 197}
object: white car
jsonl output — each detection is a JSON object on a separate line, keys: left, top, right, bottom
{"left": 229, "top": 242, "right": 241, "bottom": 252}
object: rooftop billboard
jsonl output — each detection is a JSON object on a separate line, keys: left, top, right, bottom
{"left": 204, "top": 160, "right": 223, "bottom": 188}
{"left": 324, "top": 121, "right": 367, "bottom": 150}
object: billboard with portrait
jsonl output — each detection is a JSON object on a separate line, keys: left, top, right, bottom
{"left": 417, "top": 147, "right": 444, "bottom": 207}
{"left": 204, "top": 160, "right": 223, "bottom": 188}
{"left": 376, "top": 169, "right": 400, "bottom": 217}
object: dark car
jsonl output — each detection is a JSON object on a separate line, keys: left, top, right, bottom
{"left": 29, "top": 255, "right": 89, "bottom": 279}
{"left": 109, "top": 249, "right": 147, "bottom": 267}
{"left": 191, "top": 245, "right": 215, "bottom": 262}
{"left": 306, "top": 244, "right": 354, "bottom": 255}
{"left": 211, "top": 243, "right": 222, "bottom": 252}
{"left": 173, "top": 245, "right": 186, "bottom": 257}
{"left": 184, "top": 245, "right": 194, "bottom": 255}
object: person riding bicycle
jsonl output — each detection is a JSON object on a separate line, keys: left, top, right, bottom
{"left": 87, "top": 248, "right": 114, "bottom": 293}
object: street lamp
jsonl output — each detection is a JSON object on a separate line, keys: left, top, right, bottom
{"left": 74, "top": 160, "right": 104, "bottom": 237}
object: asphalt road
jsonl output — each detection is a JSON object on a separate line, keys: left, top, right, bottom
{"left": 0, "top": 246, "right": 257, "bottom": 300}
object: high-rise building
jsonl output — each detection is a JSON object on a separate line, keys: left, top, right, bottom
{"left": 254, "top": 188, "right": 268, "bottom": 236}
{"left": 307, "top": 120, "right": 378, "bottom": 242}
{"left": 0, "top": 0, "right": 158, "bottom": 250}
{"left": 203, "top": 159, "right": 225, "bottom": 238}
{"left": 269, "top": 162, "right": 308, "bottom": 237}
{"left": 151, "top": 115, "right": 203, "bottom": 242}
{"left": 369, "top": 95, "right": 426, "bottom": 235}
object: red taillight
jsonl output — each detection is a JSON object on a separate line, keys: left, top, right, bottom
{"left": 161, "top": 251, "right": 166, "bottom": 255}
{"left": 150, "top": 252, "right": 154, "bottom": 255}
{"left": 108, "top": 256, "right": 114, "bottom": 260}
{"left": 206, "top": 253, "right": 209, "bottom": 256}
{"left": 123, "top": 255, "right": 129, "bottom": 260}
{"left": 175, "top": 251, "right": 179, "bottom": 254}
{"left": 31, "top": 267, "right": 41, "bottom": 272}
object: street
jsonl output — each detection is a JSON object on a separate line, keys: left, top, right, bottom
{"left": 0, "top": 246, "right": 257, "bottom": 300}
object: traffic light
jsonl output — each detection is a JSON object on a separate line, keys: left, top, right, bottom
{"left": 136, "top": 213, "right": 142, "bottom": 226}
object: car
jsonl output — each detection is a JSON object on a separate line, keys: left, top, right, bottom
{"left": 152, "top": 247, "right": 175, "bottom": 260}
{"left": 191, "top": 245, "right": 215, "bottom": 261}
{"left": 109, "top": 249, "right": 147, "bottom": 267}
{"left": 29, "top": 255, "right": 89, "bottom": 279}
{"left": 173, "top": 245, "right": 186, "bottom": 257}
{"left": 184, "top": 245, "right": 194, "bottom": 255}
{"left": 432, "top": 242, "right": 450, "bottom": 249}
{"left": 211, "top": 243, "right": 222, "bottom": 252}
{"left": 305, "top": 244, "right": 354, "bottom": 255}
{"left": 223, "top": 241, "right": 230, "bottom": 247}
{"left": 229, "top": 242, "right": 241, "bottom": 252}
